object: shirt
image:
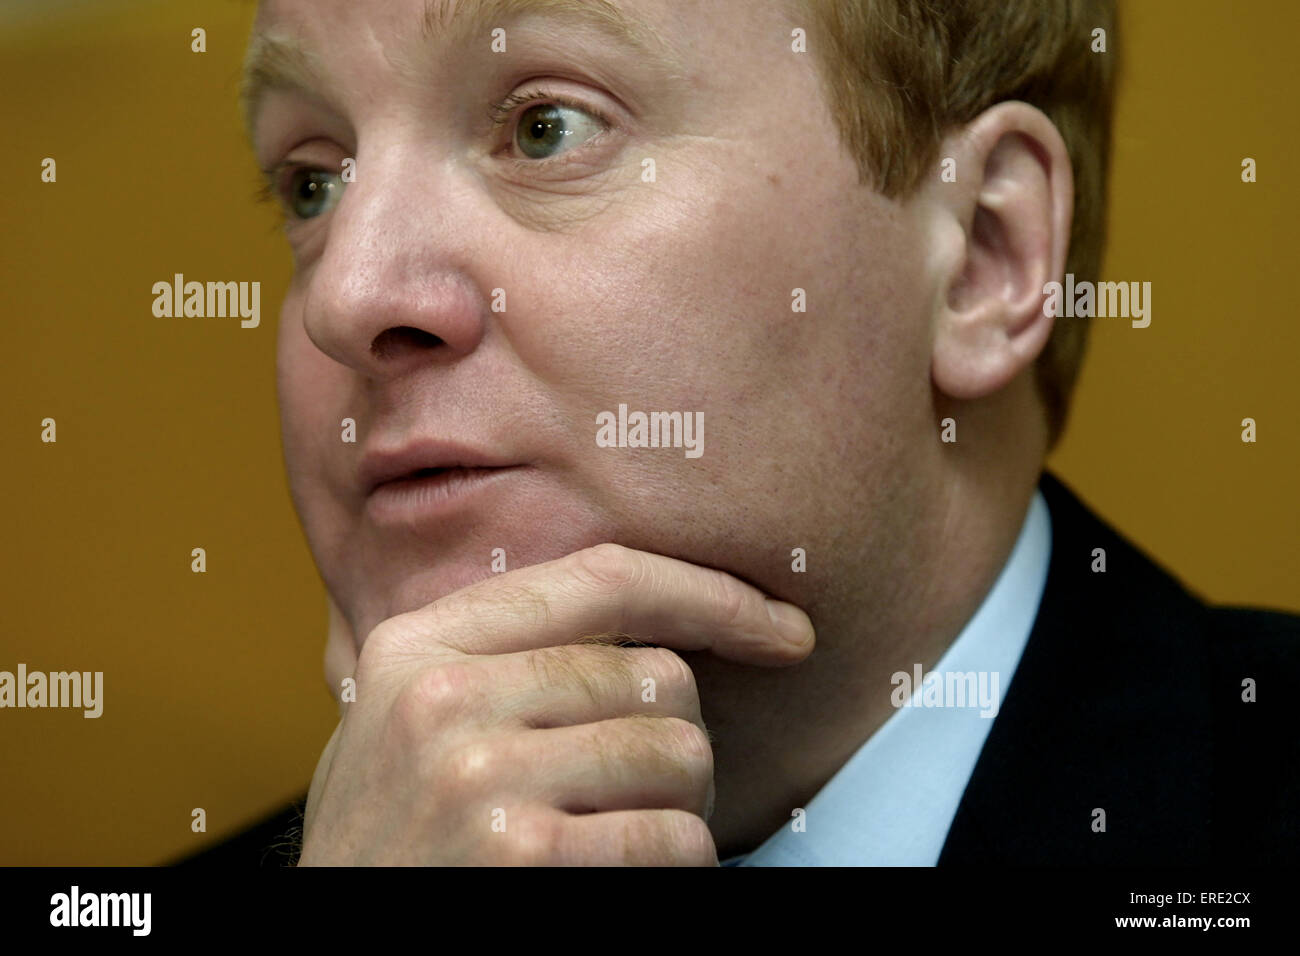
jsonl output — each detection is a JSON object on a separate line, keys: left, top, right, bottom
{"left": 724, "top": 489, "right": 1052, "bottom": 866}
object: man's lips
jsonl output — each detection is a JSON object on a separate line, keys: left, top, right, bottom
{"left": 360, "top": 441, "right": 522, "bottom": 497}
{"left": 359, "top": 440, "right": 528, "bottom": 523}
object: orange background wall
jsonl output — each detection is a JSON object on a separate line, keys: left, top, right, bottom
{"left": 1, "top": 0, "right": 1296, "bottom": 864}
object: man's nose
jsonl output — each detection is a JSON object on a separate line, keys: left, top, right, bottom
{"left": 300, "top": 158, "right": 488, "bottom": 380}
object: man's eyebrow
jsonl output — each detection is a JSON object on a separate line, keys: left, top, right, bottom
{"left": 240, "top": 32, "right": 328, "bottom": 143}
{"left": 241, "top": 0, "right": 682, "bottom": 142}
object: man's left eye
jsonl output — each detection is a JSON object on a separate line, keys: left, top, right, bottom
{"left": 284, "top": 168, "right": 345, "bottom": 219}
{"left": 514, "top": 103, "right": 604, "bottom": 160}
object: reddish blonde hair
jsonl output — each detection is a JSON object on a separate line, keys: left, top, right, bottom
{"left": 798, "top": 0, "right": 1118, "bottom": 445}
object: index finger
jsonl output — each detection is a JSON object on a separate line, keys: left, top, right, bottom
{"left": 378, "top": 543, "right": 815, "bottom": 667}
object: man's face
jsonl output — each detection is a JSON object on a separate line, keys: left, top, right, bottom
{"left": 253, "top": 0, "right": 936, "bottom": 647}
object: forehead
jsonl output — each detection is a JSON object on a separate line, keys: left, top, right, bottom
{"left": 245, "top": 0, "right": 676, "bottom": 99}
{"left": 251, "top": 0, "right": 679, "bottom": 60}
{"left": 242, "top": 0, "right": 796, "bottom": 131}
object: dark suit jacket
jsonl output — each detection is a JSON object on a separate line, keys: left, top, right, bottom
{"left": 174, "top": 471, "right": 1299, "bottom": 865}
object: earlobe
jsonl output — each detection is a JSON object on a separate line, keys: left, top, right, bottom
{"left": 926, "top": 102, "right": 1074, "bottom": 402}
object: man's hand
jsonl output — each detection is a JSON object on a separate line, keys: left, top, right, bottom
{"left": 298, "top": 543, "right": 815, "bottom": 865}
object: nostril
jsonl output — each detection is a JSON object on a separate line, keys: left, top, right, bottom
{"left": 370, "top": 326, "right": 444, "bottom": 360}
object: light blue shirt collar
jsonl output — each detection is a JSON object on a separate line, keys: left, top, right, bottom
{"left": 724, "top": 490, "right": 1051, "bottom": 866}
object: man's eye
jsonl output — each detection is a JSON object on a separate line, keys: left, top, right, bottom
{"left": 283, "top": 168, "right": 345, "bottom": 219}
{"left": 514, "top": 103, "right": 604, "bottom": 160}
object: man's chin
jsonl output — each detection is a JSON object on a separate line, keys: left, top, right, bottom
{"left": 350, "top": 534, "right": 610, "bottom": 644}
{"left": 387, "top": 561, "right": 503, "bottom": 619}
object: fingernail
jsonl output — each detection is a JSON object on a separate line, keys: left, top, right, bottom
{"left": 765, "top": 599, "right": 813, "bottom": 647}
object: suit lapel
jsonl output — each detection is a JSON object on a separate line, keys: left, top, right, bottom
{"left": 938, "top": 473, "right": 1216, "bottom": 864}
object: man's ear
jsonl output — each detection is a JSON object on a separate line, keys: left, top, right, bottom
{"left": 924, "top": 101, "right": 1074, "bottom": 400}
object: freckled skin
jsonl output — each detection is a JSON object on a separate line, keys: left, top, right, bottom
{"left": 257, "top": 0, "right": 1049, "bottom": 854}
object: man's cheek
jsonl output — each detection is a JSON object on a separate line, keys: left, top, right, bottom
{"left": 279, "top": 313, "right": 342, "bottom": 432}
{"left": 277, "top": 347, "right": 346, "bottom": 531}
{"left": 278, "top": 371, "right": 322, "bottom": 477}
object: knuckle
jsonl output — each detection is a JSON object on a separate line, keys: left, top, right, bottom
{"left": 663, "top": 716, "right": 712, "bottom": 769}
{"left": 393, "top": 662, "right": 477, "bottom": 727}
{"left": 571, "top": 542, "right": 639, "bottom": 592}
{"left": 710, "top": 572, "right": 750, "bottom": 632}
{"left": 442, "top": 739, "right": 502, "bottom": 793}
{"left": 668, "top": 811, "right": 717, "bottom": 864}
{"left": 623, "top": 810, "right": 714, "bottom": 865}
{"left": 650, "top": 647, "right": 697, "bottom": 698}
